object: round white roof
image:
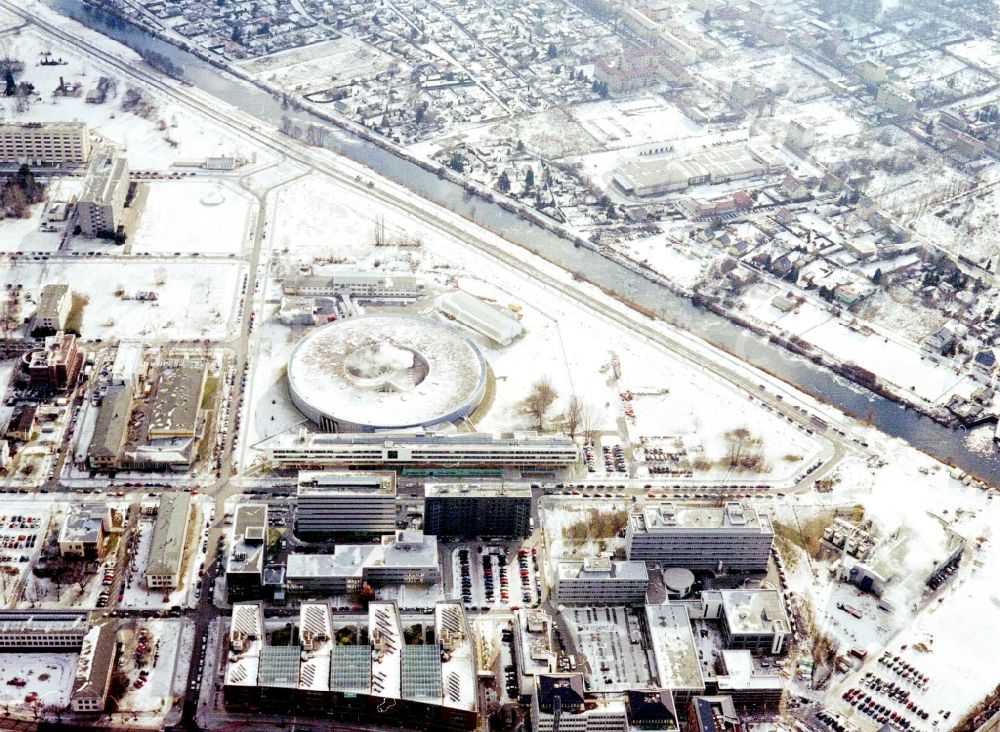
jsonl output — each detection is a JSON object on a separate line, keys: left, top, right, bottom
{"left": 287, "top": 314, "right": 487, "bottom": 430}
{"left": 663, "top": 567, "right": 696, "bottom": 591}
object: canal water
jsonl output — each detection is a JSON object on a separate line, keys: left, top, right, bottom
{"left": 47, "top": 0, "right": 1000, "bottom": 481}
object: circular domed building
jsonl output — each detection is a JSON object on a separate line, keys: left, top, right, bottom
{"left": 287, "top": 314, "right": 488, "bottom": 432}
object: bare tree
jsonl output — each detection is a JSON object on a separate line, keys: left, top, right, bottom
{"left": 564, "top": 395, "right": 583, "bottom": 437}
{"left": 520, "top": 377, "right": 558, "bottom": 431}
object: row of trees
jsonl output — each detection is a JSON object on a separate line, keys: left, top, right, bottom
{"left": 519, "top": 377, "right": 598, "bottom": 441}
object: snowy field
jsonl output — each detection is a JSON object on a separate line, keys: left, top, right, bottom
{"left": 772, "top": 444, "right": 1000, "bottom": 727}
{"left": 238, "top": 36, "right": 397, "bottom": 92}
{"left": 570, "top": 96, "right": 702, "bottom": 148}
{"left": 0, "top": 29, "right": 265, "bottom": 170}
{"left": 6, "top": 258, "right": 243, "bottom": 340}
{"left": 130, "top": 180, "right": 254, "bottom": 256}
{"left": 0, "top": 653, "right": 76, "bottom": 711}
{"left": 741, "top": 283, "right": 974, "bottom": 406}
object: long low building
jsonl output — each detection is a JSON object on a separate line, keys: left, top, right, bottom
{"left": 224, "top": 601, "right": 477, "bottom": 731}
{"left": 437, "top": 291, "right": 522, "bottom": 346}
{"left": 283, "top": 272, "right": 425, "bottom": 300}
{"left": 261, "top": 431, "right": 580, "bottom": 471}
{"left": 145, "top": 492, "right": 193, "bottom": 589}
{"left": 0, "top": 611, "right": 89, "bottom": 651}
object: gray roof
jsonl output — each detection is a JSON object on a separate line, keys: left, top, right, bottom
{"left": 148, "top": 359, "right": 207, "bottom": 437}
{"left": 87, "top": 386, "right": 133, "bottom": 460}
{"left": 146, "top": 493, "right": 192, "bottom": 578}
{"left": 36, "top": 284, "right": 69, "bottom": 321}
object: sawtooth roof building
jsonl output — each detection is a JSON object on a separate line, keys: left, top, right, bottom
{"left": 223, "top": 601, "right": 477, "bottom": 731}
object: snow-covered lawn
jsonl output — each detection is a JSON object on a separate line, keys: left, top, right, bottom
{"left": 130, "top": 180, "right": 254, "bottom": 256}
{"left": 0, "top": 653, "right": 76, "bottom": 711}
{"left": 6, "top": 258, "right": 243, "bottom": 341}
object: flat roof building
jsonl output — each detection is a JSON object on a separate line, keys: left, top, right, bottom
{"left": 687, "top": 695, "right": 742, "bottom": 732}
{"left": 555, "top": 557, "right": 649, "bottom": 606}
{"left": 295, "top": 470, "right": 397, "bottom": 538}
{"left": 32, "top": 283, "right": 70, "bottom": 332}
{"left": 437, "top": 291, "right": 522, "bottom": 346}
{"left": 285, "top": 530, "right": 439, "bottom": 597}
{"left": 0, "top": 610, "right": 89, "bottom": 651}
{"left": 145, "top": 492, "right": 192, "bottom": 589}
{"left": 530, "top": 673, "right": 628, "bottom": 732}
{"left": 110, "top": 340, "right": 143, "bottom": 389}
{"left": 284, "top": 271, "right": 424, "bottom": 300}
{"left": 23, "top": 331, "right": 82, "bottom": 391}
{"left": 423, "top": 482, "right": 532, "bottom": 539}
{"left": 702, "top": 590, "right": 790, "bottom": 655}
{"left": 78, "top": 149, "right": 129, "bottom": 237}
{"left": 715, "top": 650, "right": 783, "bottom": 711}
{"left": 59, "top": 506, "right": 111, "bottom": 560}
{"left": 0, "top": 122, "right": 91, "bottom": 165}
{"left": 227, "top": 503, "right": 268, "bottom": 602}
{"left": 645, "top": 604, "right": 705, "bottom": 707}
{"left": 148, "top": 359, "right": 207, "bottom": 438}
{"left": 262, "top": 430, "right": 580, "bottom": 471}
{"left": 626, "top": 503, "right": 773, "bottom": 572}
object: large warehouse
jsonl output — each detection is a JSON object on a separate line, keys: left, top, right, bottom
{"left": 287, "top": 315, "right": 488, "bottom": 432}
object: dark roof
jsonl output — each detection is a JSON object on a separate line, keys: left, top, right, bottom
{"left": 627, "top": 688, "right": 677, "bottom": 724}
{"left": 537, "top": 673, "right": 585, "bottom": 711}
{"left": 975, "top": 350, "right": 996, "bottom": 367}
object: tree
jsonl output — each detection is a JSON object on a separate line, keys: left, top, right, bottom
{"left": 873, "top": 268, "right": 883, "bottom": 285}
{"left": 448, "top": 152, "right": 464, "bottom": 173}
{"left": 547, "top": 42, "right": 557, "bottom": 59}
{"left": 564, "top": 395, "right": 583, "bottom": 437}
{"left": 520, "top": 377, "right": 558, "bottom": 430}
{"left": 525, "top": 167, "right": 535, "bottom": 190}
{"left": 498, "top": 170, "right": 511, "bottom": 193}
{"left": 3, "top": 71, "right": 13, "bottom": 97}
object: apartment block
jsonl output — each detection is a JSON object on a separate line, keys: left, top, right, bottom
{"left": 0, "top": 122, "right": 91, "bottom": 165}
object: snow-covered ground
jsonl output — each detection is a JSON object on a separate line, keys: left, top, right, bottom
{"left": 0, "top": 652, "right": 76, "bottom": 711}
{"left": 130, "top": 180, "right": 255, "bottom": 256}
{"left": 6, "top": 258, "right": 243, "bottom": 341}
{"left": 772, "top": 444, "right": 1000, "bottom": 727}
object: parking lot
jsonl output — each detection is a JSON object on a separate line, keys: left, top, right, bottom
{"left": 451, "top": 544, "right": 541, "bottom": 611}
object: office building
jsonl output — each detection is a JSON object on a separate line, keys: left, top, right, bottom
{"left": 294, "top": 471, "right": 396, "bottom": 539}
{"left": 626, "top": 503, "right": 773, "bottom": 572}
{"left": 645, "top": 604, "right": 706, "bottom": 708}
{"left": 109, "top": 340, "right": 143, "bottom": 389}
{"left": 714, "top": 650, "right": 783, "bottom": 710}
{"left": 423, "top": 483, "right": 531, "bottom": 539}
{"left": 530, "top": 674, "right": 628, "bottom": 732}
{"left": 687, "top": 696, "right": 742, "bottom": 732}
{"left": 147, "top": 359, "right": 207, "bottom": 439}
{"left": 0, "top": 122, "right": 90, "bottom": 165}
{"left": 59, "top": 506, "right": 111, "bottom": 560}
{"left": 23, "top": 331, "right": 82, "bottom": 390}
{"left": 78, "top": 150, "right": 130, "bottom": 237}
{"left": 32, "top": 283, "right": 70, "bottom": 332}
{"left": 555, "top": 557, "right": 649, "bottom": 605}
{"left": 144, "top": 492, "right": 192, "bottom": 589}
{"left": 702, "top": 590, "right": 790, "bottom": 655}
{"left": 283, "top": 271, "right": 424, "bottom": 300}
{"left": 227, "top": 503, "right": 268, "bottom": 602}
{"left": 0, "top": 611, "right": 89, "bottom": 650}
{"left": 285, "top": 531, "right": 439, "bottom": 597}
{"left": 262, "top": 430, "right": 580, "bottom": 471}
